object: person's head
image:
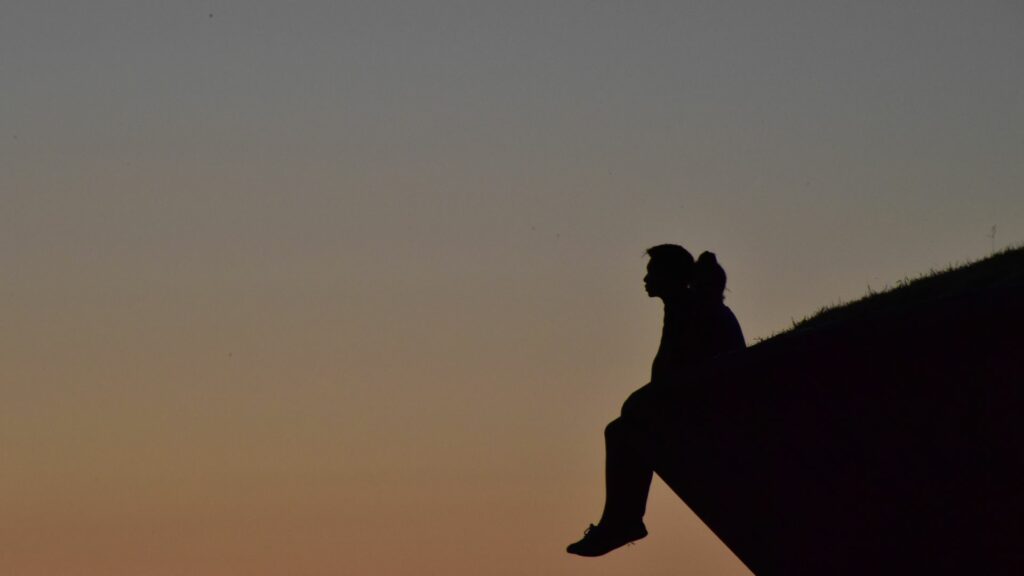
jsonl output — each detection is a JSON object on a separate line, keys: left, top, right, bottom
{"left": 644, "top": 244, "right": 694, "bottom": 299}
{"left": 693, "top": 251, "right": 727, "bottom": 301}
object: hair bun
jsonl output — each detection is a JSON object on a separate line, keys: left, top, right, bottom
{"left": 697, "top": 251, "right": 718, "bottom": 265}
{"left": 694, "top": 251, "right": 726, "bottom": 300}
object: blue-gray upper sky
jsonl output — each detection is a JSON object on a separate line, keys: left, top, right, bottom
{"left": 4, "top": 1, "right": 1022, "bottom": 333}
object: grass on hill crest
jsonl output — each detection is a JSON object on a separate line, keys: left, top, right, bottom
{"left": 784, "top": 244, "right": 1024, "bottom": 335}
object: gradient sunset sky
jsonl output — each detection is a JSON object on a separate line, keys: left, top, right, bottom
{"left": 3, "top": 2, "right": 1023, "bottom": 574}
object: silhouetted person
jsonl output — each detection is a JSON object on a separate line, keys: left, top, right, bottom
{"left": 567, "top": 247, "right": 745, "bottom": 557}
{"left": 690, "top": 251, "right": 746, "bottom": 358}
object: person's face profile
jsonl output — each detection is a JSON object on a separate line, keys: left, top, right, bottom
{"left": 644, "top": 260, "right": 665, "bottom": 297}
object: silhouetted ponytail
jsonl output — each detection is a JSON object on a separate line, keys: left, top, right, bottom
{"left": 694, "top": 251, "right": 727, "bottom": 301}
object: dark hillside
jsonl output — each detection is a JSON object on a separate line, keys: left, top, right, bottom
{"left": 652, "top": 247, "right": 1024, "bottom": 575}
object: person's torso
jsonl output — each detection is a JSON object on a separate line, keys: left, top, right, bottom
{"left": 650, "top": 299, "right": 745, "bottom": 384}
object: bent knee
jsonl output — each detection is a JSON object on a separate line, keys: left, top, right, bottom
{"left": 605, "top": 418, "right": 626, "bottom": 439}
{"left": 621, "top": 384, "right": 655, "bottom": 418}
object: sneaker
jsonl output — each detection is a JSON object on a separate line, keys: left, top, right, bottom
{"left": 566, "top": 522, "right": 648, "bottom": 556}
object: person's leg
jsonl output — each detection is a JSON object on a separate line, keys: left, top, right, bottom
{"left": 620, "top": 381, "right": 656, "bottom": 420}
{"left": 598, "top": 415, "right": 655, "bottom": 527}
{"left": 568, "top": 387, "right": 660, "bottom": 556}
{"left": 567, "top": 414, "right": 652, "bottom": 556}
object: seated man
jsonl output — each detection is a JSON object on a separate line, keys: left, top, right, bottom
{"left": 567, "top": 248, "right": 745, "bottom": 557}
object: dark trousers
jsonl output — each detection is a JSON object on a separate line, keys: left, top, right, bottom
{"left": 599, "top": 383, "right": 663, "bottom": 526}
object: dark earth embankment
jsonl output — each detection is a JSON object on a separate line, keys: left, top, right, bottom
{"left": 654, "top": 248, "right": 1024, "bottom": 575}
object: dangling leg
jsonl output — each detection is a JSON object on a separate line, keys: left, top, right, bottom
{"left": 567, "top": 414, "right": 653, "bottom": 556}
{"left": 599, "top": 416, "right": 655, "bottom": 526}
